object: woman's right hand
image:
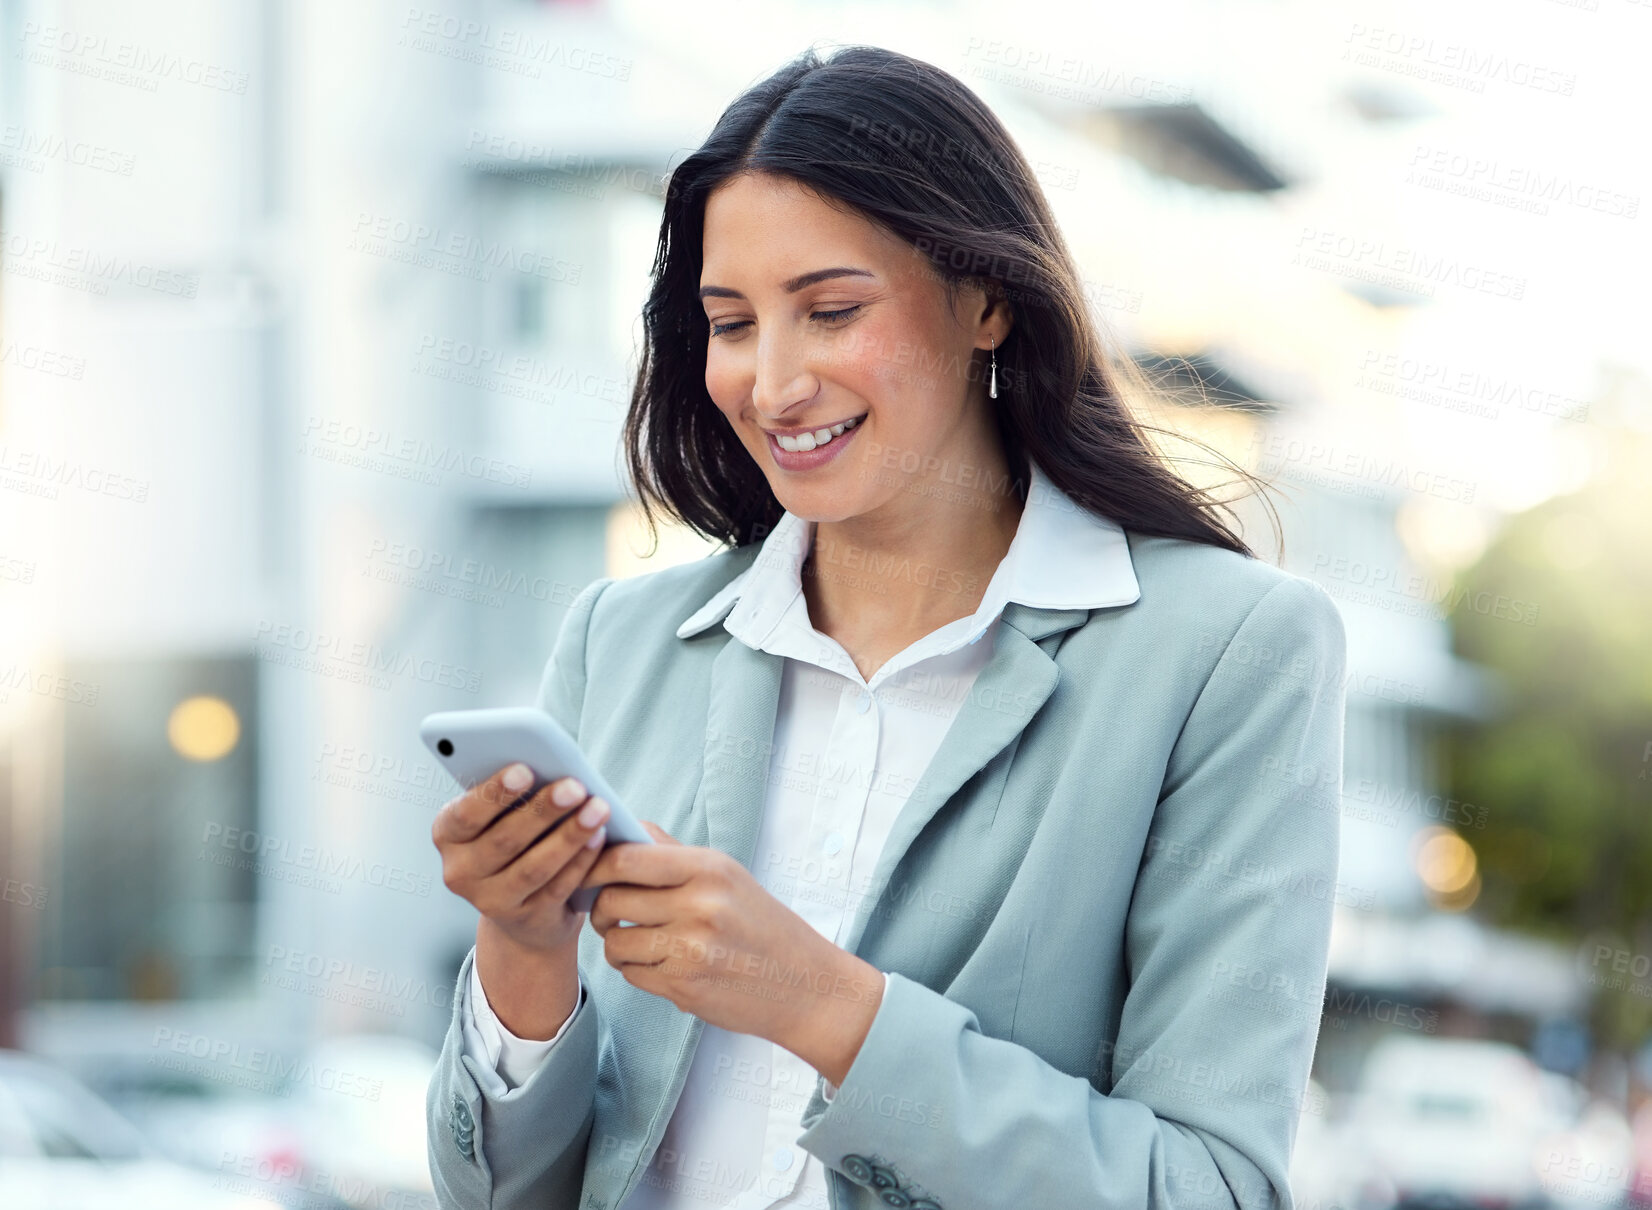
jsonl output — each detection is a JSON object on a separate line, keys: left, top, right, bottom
{"left": 432, "top": 762, "right": 612, "bottom": 956}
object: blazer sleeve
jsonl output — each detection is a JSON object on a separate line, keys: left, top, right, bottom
{"left": 793, "top": 575, "right": 1347, "bottom": 1210}
{"left": 426, "top": 575, "right": 615, "bottom": 1210}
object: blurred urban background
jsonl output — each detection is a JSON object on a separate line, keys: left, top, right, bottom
{"left": 0, "top": 0, "right": 1649, "bottom": 1206}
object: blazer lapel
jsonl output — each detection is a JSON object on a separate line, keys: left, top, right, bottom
{"left": 837, "top": 603, "right": 1090, "bottom": 958}
{"left": 698, "top": 633, "right": 787, "bottom": 867}
{"left": 609, "top": 635, "right": 785, "bottom": 1209}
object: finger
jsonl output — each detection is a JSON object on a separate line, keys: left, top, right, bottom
{"left": 588, "top": 881, "right": 679, "bottom": 933}
{"left": 449, "top": 780, "right": 594, "bottom": 886}
{"left": 475, "top": 779, "right": 594, "bottom": 876}
{"left": 473, "top": 817, "right": 602, "bottom": 919}
{"left": 612, "top": 952, "right": 670, "bottom": 1002}
{"left": 587, "top": 896, "right": 614, "bottom": 936}
{"left": 474, "top": 795, "right": 609, "bottom": 907}
{"left": 602, "top": 922, "right": 673, "bottom": 970}
{"left": 520, "top": 820, "right": 607, "bottom": 914}
{"left": 581, "top": 835, "right": 700, "bottom": 891}
{"left": 432, "top": 763, "right": 539, "bottom": 845}
{"left": 642, "top": 821, "right": 682, "bottom": 845}
{"left": 584, "top": 872, "right": 660, "bottom": 932}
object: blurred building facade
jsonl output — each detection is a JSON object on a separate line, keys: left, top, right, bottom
{"left": 0, "top": 0, "right": 1554, "bottom": 1102}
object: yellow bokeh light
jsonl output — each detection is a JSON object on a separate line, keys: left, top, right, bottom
{"left": 167, "top": 695, "right": 240, "bottom": 762}
{"left": 1415, "top": 827, "right": 1478, "bottom": 895}
{"left": 1432, "top": 870, "right": 1482, "bottom": 913}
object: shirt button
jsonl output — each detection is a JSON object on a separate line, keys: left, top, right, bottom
{"left": 822, "top": 832, "right": 845, "bottom": 856}
{"left": 771, "top": 1147, "right": 795, "bottom": 1171}
{"left": 855, "top": 691, "right": 872, "bottom": 714}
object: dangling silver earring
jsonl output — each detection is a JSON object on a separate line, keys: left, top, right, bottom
{"left": 988, "top": 336, "right": 998, "bottom": 400}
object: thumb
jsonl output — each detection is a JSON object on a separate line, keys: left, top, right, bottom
{"left": 642, "top": 820, "right": 681, "bottom": 845}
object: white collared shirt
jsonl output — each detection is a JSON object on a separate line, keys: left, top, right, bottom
{"left": 461, "top": 459, "right": 1140, "bottom": 1208}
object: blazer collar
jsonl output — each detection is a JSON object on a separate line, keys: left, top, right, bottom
{"left": 674, "top": 458, "right": 1141, "bottom": 642}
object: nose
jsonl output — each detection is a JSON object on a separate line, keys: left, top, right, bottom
{"left": 751, "top": 325, "right": 818, "bottom": 419}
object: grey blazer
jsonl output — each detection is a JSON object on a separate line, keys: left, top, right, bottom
{"left": 426, "top": 530, "right": 1347, "bottom": 1210}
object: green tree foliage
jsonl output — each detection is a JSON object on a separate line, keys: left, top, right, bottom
{"left": 1439, "top": 401, "right": 1652, "bottom": 1047}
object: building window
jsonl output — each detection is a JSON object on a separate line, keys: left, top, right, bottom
{"left": 37, "top": 656, "right": 258, "bottom": 1001}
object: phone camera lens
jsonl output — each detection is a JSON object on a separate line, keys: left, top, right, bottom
{"left": 437, "top": 738, "right": 454, "bottom": 756}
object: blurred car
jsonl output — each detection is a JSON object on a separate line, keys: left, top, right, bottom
{"left": 1532, "top": 1072, "right": 1634, "bottom": 1210}
{"left": 1291, "top": 1078, "right": 1365, "bottom": 1209}
{"left": 0, "top": 1048, "right": 290, "bottom": 1210}
{"left": 1625, "top": 1098, "right": 1652, "bottom": 1208}
{"left": 91, "top": 1055, "right": 311, "bottom": 1182}
{"left": 289, "top": 1033, "right": 441, "bottom": 1210}
{"left": 88, "top": 1031, "right": 438, "bottom": 1210}
{"left": 1345, "top": 1036, "right": 1556, "bottom": 1210}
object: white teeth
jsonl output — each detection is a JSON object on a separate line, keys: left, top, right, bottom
{"left": 774, "top": 415, "right": 863, "bottom": 454}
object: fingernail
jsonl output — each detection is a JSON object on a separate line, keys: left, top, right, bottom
{"left": 578, "top": 798, "right": 609, "bottom": 828}
{"left": 552, "top": 778, "right": 585, "bottom": 807}
{"left": 584, "top": 825, "right": 607, "bottom": 851}
{"left": 502, "top": 763, "right": 532, "bottom": 792}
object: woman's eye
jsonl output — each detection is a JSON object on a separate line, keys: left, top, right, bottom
{"left": 811, "top": 305, "right": 861, "bottom": 325}
{"left": 707, "top": 305, "right": 861, "bottom": 339}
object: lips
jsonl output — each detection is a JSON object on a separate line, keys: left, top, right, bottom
{"left": 764, "top": 413, "right": 866, "bottom": 471}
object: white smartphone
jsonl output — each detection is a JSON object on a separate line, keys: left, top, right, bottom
{"left": 419, "top": 706, "right": 655, "bottom": 913}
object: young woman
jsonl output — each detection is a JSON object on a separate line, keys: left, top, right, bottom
{"left": 427, "top": 44, "right": 1346, "bottom": 1210}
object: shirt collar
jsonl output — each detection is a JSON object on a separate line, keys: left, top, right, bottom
{"left": 675, "top": 458, "right": 1140, "bottom": 641}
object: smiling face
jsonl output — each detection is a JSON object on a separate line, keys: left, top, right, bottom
{"left": 699, "top": 171, "right": 1011, "bottom": 525}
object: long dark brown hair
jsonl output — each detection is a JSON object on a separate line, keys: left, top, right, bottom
{"left": 623, "top": 43, "right": 1275, "bottom": 557}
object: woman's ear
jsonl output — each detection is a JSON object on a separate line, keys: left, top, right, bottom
{"left": 978, "top": 280, "right": 1013, "bottom": 345}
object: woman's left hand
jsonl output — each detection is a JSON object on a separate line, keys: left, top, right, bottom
{"left": 578, "top": 822, "right": 884, "bottom": 1081}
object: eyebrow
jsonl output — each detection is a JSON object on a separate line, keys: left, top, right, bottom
{"left": 697, "top": 266, "right": 875, "bottom": 301}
